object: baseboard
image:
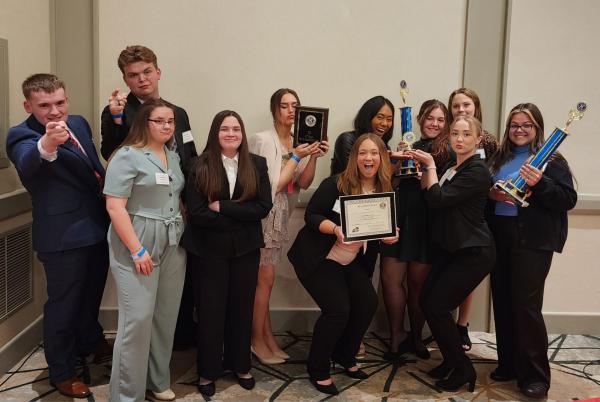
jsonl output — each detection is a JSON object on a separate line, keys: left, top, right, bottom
{"left": 0, "top": 315, "right": 43, "bottom": 375}
{"left": 543, "top": 312, "right": 600, "bottom": 334}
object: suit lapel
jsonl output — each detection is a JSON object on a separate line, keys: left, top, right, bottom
{"left": 144, "top": 148, "right": 167, "bottom": 173}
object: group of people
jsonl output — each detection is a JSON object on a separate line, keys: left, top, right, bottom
{"left": 5, "top": 44, "right": 576, "bottom": 401}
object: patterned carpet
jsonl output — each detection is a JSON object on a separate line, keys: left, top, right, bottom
{"left": 1, "top": 331, "right": 599, "bottom": 401}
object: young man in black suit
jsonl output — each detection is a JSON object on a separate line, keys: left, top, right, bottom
{"left": 100, "top": 45, "right": 198, "bottom": 349}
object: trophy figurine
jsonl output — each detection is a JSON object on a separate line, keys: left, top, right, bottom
{"left": 494, "top": 102, "right": 587, "bottom": 207}
{"left": 395, "top": 80, "right": 419, "bottom": 178}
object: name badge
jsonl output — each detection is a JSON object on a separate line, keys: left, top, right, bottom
{"left": 182, "top": 130, "right": 194, "bottom": 144}
{"left": 476, "top": 148, "right": 486, "bottom": 159}
{"left": 332, "top": 199, "right": 341, "bottom": 214}
{"left": 155, "top": 172, "right": 170, "bottom": 185}
{"left": 439, "top": 168, "right": 456, "bottom": 186}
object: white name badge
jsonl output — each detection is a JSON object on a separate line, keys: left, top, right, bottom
{"left": 155, "top": 172, "right": 170, "bottom": 185}
{"left": 476, "top": 148, "right": 486, "bottom": 159}
{"left": 182, "top": 130, "right": 194, "bottom": 144}
{"left": 332, "top": 199, "right": 341, "bottom": 214}
{"left": 439, "top": 168, "right": 457, "bottom": 186}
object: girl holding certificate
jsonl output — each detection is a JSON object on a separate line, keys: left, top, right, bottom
{"left": 487, "top": 103, "right": 576, "bottom": 399}
{"left": 288, "top": 133, "right": 398, "bottom": 396}
{"left": 408, "top": 116, "right": 495, "bottom": 392}
{"left": 248, "top": 88, "right": 329, "bottom": 364}
{"left": 180, "top": 111, "right": 273, "bottom": 396}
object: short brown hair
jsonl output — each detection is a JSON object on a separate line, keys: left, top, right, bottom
{"left": 117, "top": 45, "right": 158, "bottom": 73}
{"left": 22, "top": 73, "right": 65, "bottom": 99}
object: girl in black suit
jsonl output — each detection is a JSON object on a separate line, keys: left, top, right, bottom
{"left": 487, "top": 103, "right": 576, "bottom": 399}
{"left": 180, "top": 110, "right": 273, "bottom": 397}
{"left": 288, "top": 133, "right": 399, "bottom": 395}
{"left": 408, "top": 116, "right": 495, "bottom": 392}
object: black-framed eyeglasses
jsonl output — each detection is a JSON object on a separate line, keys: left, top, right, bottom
{"left": 148, "top": 119, "right": 175, "bottom": 127}
{"left": 509, "top": 123, "right": 534, "bottom": 132}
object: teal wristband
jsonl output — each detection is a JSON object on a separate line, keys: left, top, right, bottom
{"left": 111, "top": 113, "right": 124, "bottom": 119}
{"left": 291, "top": 154, "right": 301, "bottom": 163}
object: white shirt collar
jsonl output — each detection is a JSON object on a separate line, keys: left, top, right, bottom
{"left": 221, "top": 153, "right": 239, "bottom": 163}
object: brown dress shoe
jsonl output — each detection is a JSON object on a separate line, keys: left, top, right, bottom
{"left": 52, "top": 377, "right": 92, "bottom": 398}
{"left": 92, "top": 338, "right": 114, "bottom": 363}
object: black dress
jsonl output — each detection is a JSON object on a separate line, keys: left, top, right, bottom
{"left": 380, "top": 138, "right": 433, "bottom": 263}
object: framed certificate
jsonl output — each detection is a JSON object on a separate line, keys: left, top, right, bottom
{"left": 339, "top": 192, "right": 396, "bottom": 242}
{"left": 293, "top": 106, "right": 329, "bottom": 147}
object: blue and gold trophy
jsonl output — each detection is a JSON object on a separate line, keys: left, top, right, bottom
{"left": 395, "top": 80, "right": 419, "bottom": 178}
{"left": 493, "top": 102, "right": 587, "bottom": 207}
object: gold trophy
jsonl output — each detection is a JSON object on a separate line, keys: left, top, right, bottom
{"left": 493, "top": 102, "right": 587, "bottom": 207}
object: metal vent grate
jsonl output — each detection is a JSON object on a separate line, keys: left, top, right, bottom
{"left": 0, "top": 225, "right": 33, "bottom": 321}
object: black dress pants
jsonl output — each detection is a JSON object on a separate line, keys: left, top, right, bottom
{"left": 190, "top": 250, "right": 260, "bottom": 381}
{"left": 37, "top": 241, "right": 109, "bottom": 383}
{"left": 299, "top": 258, "right": 378, "bottom": 381}
{"left": 489, "top": 215, "right": 553, "bottom": 388}
{"left": 173, "top": 252, "right": 197, "bottom": 348}
{"left": 420, "top": 245, "right": 495, "bottom": 369}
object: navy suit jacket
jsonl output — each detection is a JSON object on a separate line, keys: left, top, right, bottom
{"left": 6, "top": 114, "right": 109, "bottom": 253}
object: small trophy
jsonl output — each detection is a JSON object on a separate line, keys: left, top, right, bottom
{"left": 394, "top": 80, "right": 419, "bottom": 178}
{"left": 494, "top": 102, "right": 587, "bottom": 207}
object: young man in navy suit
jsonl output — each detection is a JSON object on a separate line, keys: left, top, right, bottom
{"left": 6, "top": 74, "right": 110, "bottom": 399}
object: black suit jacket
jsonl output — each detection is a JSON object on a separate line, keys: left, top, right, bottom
{"left": 100, "top": 93, "right": 197, "bottom": 174}
{"left": 425, "top": 154, "right": 493, "bottom": 252}
{"left": 486, "top": 158, "right": 577, "bottom": 253}
{"left": 180, "top": 154, "right": 272, "bottom": 258}
{"left": 6, "top": 115, "right": 109, "bottom": 252}
{"left": 288, "top": 175, "right": 381, "bottom": 280}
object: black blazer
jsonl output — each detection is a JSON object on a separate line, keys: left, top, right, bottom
{"left": 288, "top": 175, "right": 380, "bottom": 279}
{"left": 180, "top": 154, "right": 272, "bottom": 258}
{"left": 425, "top": 154, "right": 493, "bottom": 252}
{"left": 486, "top": 158, "right": 577, "bottom": 253}
{"left": 6, "top": 115, "right": 109, "bottom": 252}
{"left": 100, "top": 93, "right": 197, "bottom": 174}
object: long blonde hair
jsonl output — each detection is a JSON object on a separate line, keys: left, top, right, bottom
{"left": 337, "top": 133, "right": 392, "bottom": 195}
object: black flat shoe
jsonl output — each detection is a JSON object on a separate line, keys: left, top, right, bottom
{"left": 490, "top": 367, "right": 515, "bottom": 382}
{"left": 456, "top": 323, "right": 472, "bottom": 351}
{"left": 197, "top": 381, "right": 215, "bottom": 397}
{"left": 521, "top": 382, "right": 549, "bottom": 399}
{"left": 435, "top": 364, "right": 476, "bottom": 392}
{"left": 309, "top": 378, "right": 339, "bottom": 395}
{"left": 427, "top": 362, "right": 452, "bottom": 379}
{"left": 344, "top": 368, "right": 368, "bottom": 379}
{"left": 235, "top": 374, "right": 255, "bottom": 390}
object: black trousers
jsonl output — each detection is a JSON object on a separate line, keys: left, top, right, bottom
{"left": 299, "top": 258, "right": 378, "bottom": 381}
{"left": 420, "top": 245, "right": 495, "bottom": 369}
{"left": 489, "top": 215, "right": 553, "bottom": 388}
{"left": 173, "top": 252, "right": 197, "bottom": 347}
{"left": 190, "top": 250, "right": 260, "bottom": 381}
{"left": 36, "top": 241, "right": 109, "bottom": 383}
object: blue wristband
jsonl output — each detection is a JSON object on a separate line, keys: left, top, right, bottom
{"left": 131, "top": 246, "right": 145, "bottom": 260}
{"left": 291, "top": 154, "right": 301, "bottom": 163}
{"left": 111, "top": 113, "right": 124, "bottom": 119}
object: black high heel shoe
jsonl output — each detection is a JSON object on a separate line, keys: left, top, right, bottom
{"left": 412, "top": 338, "right": 431, "bottom": 360}
{"left": 332, "top": 361, "right": 369, "bottom": 379}
{"left": 383, "top": 336, "right": 412, "bottom": 361}
{"left": 426, "top": 362, "right": 452, "bottom": 379}
{"left": 197, "top": 381, "right": 216, "bottom": 396}
{"left": 309, "top": 378, "right": 339, "bottom": 395}
{"left": 456, "top": 323, "right": 472, "bottom": 351}
{"left": 435, "top": 364, "right": 476, "bottom": 392}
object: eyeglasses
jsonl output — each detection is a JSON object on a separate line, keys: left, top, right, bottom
{"left": 148, "top": 119, "right": 175, "bottom": 127}
{"left": 509, "top": 123, "right": 534, "bottom": 132}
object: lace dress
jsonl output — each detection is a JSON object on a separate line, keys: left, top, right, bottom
{"left": 259, "top": 152, "right": 294, "bottom": 266}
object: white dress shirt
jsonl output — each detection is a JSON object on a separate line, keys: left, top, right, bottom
{"left": 221, "top": 153, "right": 239, "bottom": 198}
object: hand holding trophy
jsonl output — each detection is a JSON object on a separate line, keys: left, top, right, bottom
{"left": 493, "top": 102, "right": 587, "bottom": 207}
{"left": 394, "top": 80, "right": 420, "bottom": 178}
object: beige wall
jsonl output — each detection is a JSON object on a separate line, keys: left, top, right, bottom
{"left": 0, "top": 0, "right": 52, "bottom": 349}
{"left": 503, "top": 0, "right": 600, "bottom": 327}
